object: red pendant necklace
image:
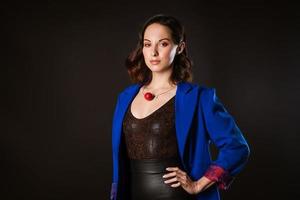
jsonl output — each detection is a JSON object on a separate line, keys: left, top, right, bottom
{"left": 142, "top": 85, "right": 175, "bottom": 101}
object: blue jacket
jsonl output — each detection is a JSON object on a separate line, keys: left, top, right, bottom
{"left": 110, "top": 81, "right": 250, "bottom": 200}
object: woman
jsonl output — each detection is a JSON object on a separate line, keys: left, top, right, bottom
{"left": 110, "top": 14, "right": 250, "bottom": 200}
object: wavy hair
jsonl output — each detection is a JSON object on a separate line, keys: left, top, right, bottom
{"left": 125, "top": 14, "right": 193, "bottom": 85}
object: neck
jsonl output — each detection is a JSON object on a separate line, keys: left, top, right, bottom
{"left": 145, "top": 68, "right": 176, "bottom": 90}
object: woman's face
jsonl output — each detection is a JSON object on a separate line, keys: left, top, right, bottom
{"left": 142, "top": 23, "right": 178, "bottom": 73}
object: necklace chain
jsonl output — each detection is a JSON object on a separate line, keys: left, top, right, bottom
{"left": 142, "top": 85, "right": 175, "bottom": 100}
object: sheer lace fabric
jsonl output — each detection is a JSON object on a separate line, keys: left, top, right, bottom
{"left": 122, "top": 96, "right": 180, "bottom": 160}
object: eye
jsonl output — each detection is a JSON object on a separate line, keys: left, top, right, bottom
{"left": 143, "top": 43, "right": 150, "bottom": 47}
{"left": 161, "top": 42, "right": 169, "bottom": 47}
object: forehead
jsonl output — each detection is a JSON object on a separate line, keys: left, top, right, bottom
{"left": 143, "top": 23, "right": 172, "bottom": 40}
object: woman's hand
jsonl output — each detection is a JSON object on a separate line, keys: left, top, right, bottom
{"left": 162, "top": 167, "right": 215, "bottom": 195}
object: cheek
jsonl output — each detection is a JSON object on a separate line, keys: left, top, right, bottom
{"left": 142, "top": 48, "right": 149, "bottom": 59}
{"left": 162, "top": 48, "right": 176, "bottom": 61}
{"left": 170, "top": 48, "right": 177, "bottom": 58}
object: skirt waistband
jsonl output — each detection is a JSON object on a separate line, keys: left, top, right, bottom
{"left": 129, "top": 157, "right": 183, "bottom": 173}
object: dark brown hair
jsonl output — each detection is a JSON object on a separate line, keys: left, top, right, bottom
{"left": 125, "top": 14, "right": 193, "bottom": 85}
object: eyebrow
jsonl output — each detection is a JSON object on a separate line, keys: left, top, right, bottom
{"left": 143, "top": 38, "right": 171, "bottom": 42}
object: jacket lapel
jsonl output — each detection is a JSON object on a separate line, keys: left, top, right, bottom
{"left": 175, "top": 82, "right": 198, "bottom": 167}
{"left": 113, "top": 81, "right": 198, "bottom": 170}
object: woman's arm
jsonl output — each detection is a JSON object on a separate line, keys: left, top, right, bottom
{"left": 200, "top": 87, "right": 251, "bottom": 190}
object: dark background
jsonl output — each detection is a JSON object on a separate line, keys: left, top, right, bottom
{"left": 2, "top": 1, "right": 298, "bottom": 200}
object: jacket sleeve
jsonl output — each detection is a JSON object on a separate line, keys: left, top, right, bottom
{"left": 110, "top": 94, "right": 121, "bottom": 200}
{"left": 200, "top": 87, "right": 250, "bottom": 190}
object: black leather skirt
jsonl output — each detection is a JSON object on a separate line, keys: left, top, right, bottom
{"left": 129, "top": 157, "right": 195, "bottom": 200}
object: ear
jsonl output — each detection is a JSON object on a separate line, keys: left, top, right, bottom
{"left": 177, "top": 42, "right": 186, "bottom": 55}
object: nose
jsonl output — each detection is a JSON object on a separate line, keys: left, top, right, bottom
{"left": 151, "top": 51, "right": 157, "bottom": 56}
{"left": 151, "top": 45, "right": 158, "bottom": 56}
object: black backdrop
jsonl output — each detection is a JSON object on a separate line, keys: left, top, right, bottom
{"left": 2, "top": 1, "right": 298, "bottom": 200}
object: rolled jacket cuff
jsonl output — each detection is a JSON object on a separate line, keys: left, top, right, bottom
{"left": 203, "top": 165, "right": 235, "bottom": 190}
{"left": 110, "top": 182, "right": 117, "bottom": 200}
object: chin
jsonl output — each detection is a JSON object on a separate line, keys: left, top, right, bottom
{"left": 147, "top": 63, "right": 169, "bottom": 72}
{"left": 149, "top": 67, "right": 166, "bottom": 73}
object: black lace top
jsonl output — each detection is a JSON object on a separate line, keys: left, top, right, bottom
{"left": 122, "top": 96, "right": 180, "bottom": 160}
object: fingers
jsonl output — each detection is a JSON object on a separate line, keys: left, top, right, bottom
{"left": 166, "top": 167, "right": 179, "bottom": 171}
{"left": 164, "top": 176, "right": 178, "bottom": 184}
{"left": 164, "top": 177, "right": 182, "bottom": 187}
{"left": 163, "top": 167, "right": 187, "bottom": 178}
{"left": 163, "top": 171, "right": 176, "bottom": 178}
{"left": 163, "top": 167, "right": 190, "bottom": 187}
{"left": 164, "top": 174, "right": 187, "bottom": 184}
{"left": 171, "top": 182, "right": 181, "bottom": 187}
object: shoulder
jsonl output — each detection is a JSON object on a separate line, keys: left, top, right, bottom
{"left": 116, "top": 83, "right": 140, "bottom": 98}
{"left": 184, "top": 82, "right": 217, "bottom": 105}
{"left": 178, "top": 81, "right": 217, "bottom": 105}
{"left": 199, "top": 85, "right": 216, "bottom": 98}
{"left": 185, "top": 82, "right": 215, "bottom": 96}
{"left": 123, "top": 83, "right": 141, "bottom": 94}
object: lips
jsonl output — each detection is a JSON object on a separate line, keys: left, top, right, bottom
{"left": 150, "top": 60, "right": 160, "bottom": 64}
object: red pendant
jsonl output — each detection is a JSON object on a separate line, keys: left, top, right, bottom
{"left": 144, "top": 92, "right": 155, "bottom": 101}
